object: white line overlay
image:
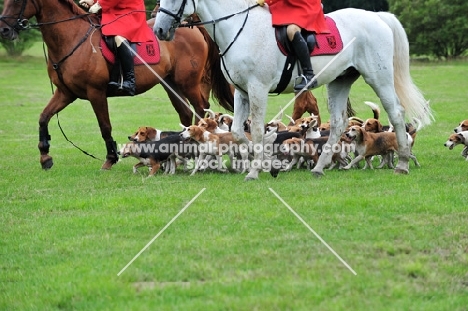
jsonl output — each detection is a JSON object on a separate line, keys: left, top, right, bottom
{"left": 269, "top": 188, "right": 357, "bottom": 275}
{"left": 273, "top": 37, "right": 357, "bottom": 120}
{"left": 117, "top": 188, "right": 206, "bottom": 276}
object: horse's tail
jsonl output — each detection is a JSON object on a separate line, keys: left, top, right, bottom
{"left": 197, "top": 26, "right": 234, "bottom": 112}
{"left": 376, "top": 12, "right": 434, "bottom": 126}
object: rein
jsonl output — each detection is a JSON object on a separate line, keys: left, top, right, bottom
{"left": 175, "top": 4, "right": 259, "bottom": 57}
{"left": 160, "top": 3, "right": 260, "bottom": 93}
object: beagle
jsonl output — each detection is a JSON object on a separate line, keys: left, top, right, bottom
{"left": 265, "top": 119, "right": 288, "bottom": 133}
{"left": 453, "top": 121, "right": 468, "bottom": 157}
{"left": 444, "top": 131, "right": 468, "bottom": 159}
{"left": 280, "top": 136, "right": 349, "bottom": 172}
{"left": 454, "top": 120, "right": 468, "bottom": 133}
{"left": 179, "top": 125, "right": 225, "bottom": 175}
{"left": 319, "top": 116, "right": 364, "bottom": 132}
{"left": 343, "top": 125, "right": 418, "bottom": 170}
{"left": 128, "top": 126, "right": 180, "bottom": 142}
{"left": 197, "top": 118, "right": 229, "bottom": 134}
{"left": 216, "top": 131, "right": 252, "bottom": 173}
{"left": 119, "top": 134, "right": 183, "bottom": 176}
{"left": 218, "top": 114, "right": 234, "bottom": 131}
{"left": 280, "top": 137, "right": 317, "bottom": 171}
{"left": 204, "top": 108, "right": 223, "bottom": 121}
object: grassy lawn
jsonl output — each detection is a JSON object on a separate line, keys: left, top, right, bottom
{"left": 0, "top": 43, "right": 468, "bottom": 310}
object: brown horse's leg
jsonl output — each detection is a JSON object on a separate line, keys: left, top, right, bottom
{"left": 38, "top": 91, "right": 75, "bottom": 169}
{"left": 162, "top": 79, "right": 194, "bottom": 126}
{"left": 88, "top": 95, "right": 118, "bottom": 170}
{"left": 177, "top": 83, "right": 210, "bottom": 125}
{"left": 292, "top": 91, "right": 321, "bottom": 124}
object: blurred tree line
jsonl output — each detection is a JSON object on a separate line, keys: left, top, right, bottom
{"left": 388, "top": 0, "right": 468, "bottom": 58}
{"left": 323, "top": 0, "right": 468, "bottom": 58}
{"left": 1, "top": 0, "right": 467, "bottom": 58}
{"left": 0, "top": 0, "right": 40, "bottom": 57}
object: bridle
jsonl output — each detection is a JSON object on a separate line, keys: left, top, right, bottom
{"left": 157, "top": 0, "right": 196, "bottom": 32}
{"left": 0, "top": 0, "right": 38, "bottom": 33}
{"left": 157, "top": 0, "right": 259, "bottom": 93}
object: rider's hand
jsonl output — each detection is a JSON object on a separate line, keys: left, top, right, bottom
{"left": 89, "top": 2, "right": 102, "bottom": 13}
{"left": 78, "top": 0, "right": 94, "bottom": 9}
{"left": 257, "top": 0, "right": 265, "bottom": 6}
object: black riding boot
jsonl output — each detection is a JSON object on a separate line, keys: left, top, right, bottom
{"left": 291, "top": 31, "right": 317, "bottom": 91}
{"left": 108, "top": 40, "right": 136, "bottom": 96}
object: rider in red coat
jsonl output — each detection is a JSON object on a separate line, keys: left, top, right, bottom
{"left": 79, "top": 0, "right": 153, "bottom": 95}
{"left": 260, "top": 0, "right": 328, "bottom": 91}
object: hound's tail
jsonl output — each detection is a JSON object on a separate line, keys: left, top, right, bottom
{"left": 364, "top": 101, "right": 380, "bottom": 120}
{"left": 376, "top": 12, "right": 434, "bottom": 127}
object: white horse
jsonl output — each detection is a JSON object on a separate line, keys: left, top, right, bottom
{"left": 154, "top": 0, "right": 433, "bottom": 180}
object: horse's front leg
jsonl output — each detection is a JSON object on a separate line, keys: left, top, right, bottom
{"left": 162, "top": 79, "right": 194, "bottom": 126}
{"left": 244, "top": 89, "right": 268, "bottom": 181}
{"left": 88, "top": 94, "right": 118, "bottom": 170}
{"left": 38, "top": 90, "right": 75, "bottom": 169}
{"left": 230, "top": 90, "right": 252, "bottom": 177}
{"left": 312, "top": 80, "right": 352, "bottom": 176}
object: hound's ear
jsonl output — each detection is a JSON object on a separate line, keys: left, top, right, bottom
{"left": 359, "top": 127, "right": 367, "bottom": 141}
{"left": 378, "top": 122, "right": 383, "bottom": 132}
{"left": 458, "top": 133, "right": 465, "bottom": 142}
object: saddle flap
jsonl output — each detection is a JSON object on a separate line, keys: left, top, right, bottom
{"left": 100, "top": 36, "right": 161, "bottom": 66}
{"left": 275, "top": 17, "right": 343, "bottom": 57}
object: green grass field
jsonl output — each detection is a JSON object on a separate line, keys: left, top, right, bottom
{"left": 1, "top": 43, "right": 468, "bottom": 310}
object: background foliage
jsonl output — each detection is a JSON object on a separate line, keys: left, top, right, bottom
{"left": 389, "top": 0, "right": 468, "bottom": 58}
{"left": 322, "top": 0, "right": 389, "bottom": 13}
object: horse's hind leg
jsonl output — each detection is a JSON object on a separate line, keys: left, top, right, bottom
{"left": 312, "top": 77, "right": 357, "bottom": 176}
{"left": 38, "top": 91, "right": 74, "bottom": 169}
{"left": 376, "top": 88, "right": 410, "bottom": 174}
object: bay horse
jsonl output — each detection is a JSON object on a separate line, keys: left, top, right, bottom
{"left": 154, "top": 0, "right": 433, "bottom": 180}
{"left": 0, "top": 0, "right": 233, "bottom": 171}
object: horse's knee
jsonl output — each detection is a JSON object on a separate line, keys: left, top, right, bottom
{"left": 231, "top": 128, "right": 244, "bottom": 141}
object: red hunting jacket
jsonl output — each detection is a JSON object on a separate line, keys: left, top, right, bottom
{"left": 265, "top": 0, "right": 329, "bottom": 34}
{"left": 98, "top": 0, "right": 154, "bottom": 42}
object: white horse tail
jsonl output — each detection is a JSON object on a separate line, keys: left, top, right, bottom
{"left": 376, "top": 12, "right": 434, "bottom": 127}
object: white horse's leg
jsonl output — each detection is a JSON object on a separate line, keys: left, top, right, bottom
{"left": 244, "top": 88, "right": 268, "bottom": 181}
{"left": 312, "top": 78, "right": 356, "bottom": 176}
{"left": 231, "top": 90, "right": 250, "bottom": 144}
{"left": 375, "top": 88, "right": 410, "bottom": 174}
{"left": 231, "top": 90, "right": 255, "bottom": 178}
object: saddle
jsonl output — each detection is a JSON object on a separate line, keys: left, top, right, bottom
{"left": 100, "top": 35, "right": 161, "bottom": 94}
{"left": 271, "top": 16, "right": 344, "bottom": 94}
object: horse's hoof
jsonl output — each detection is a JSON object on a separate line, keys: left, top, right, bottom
{"left": 244, "top": 176, "right": 257, "bottom": 181}
{"left": 101, "top": 159, "right": 115, "bottom": 170}
{"left": 40, "top": 155, "right": 53, "bottom": 170}
{"left": 394, "top": 168, "right": 409, "bottom": 175}
{"left": 311, "top": 169, "right": 324, "bottom": 178}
